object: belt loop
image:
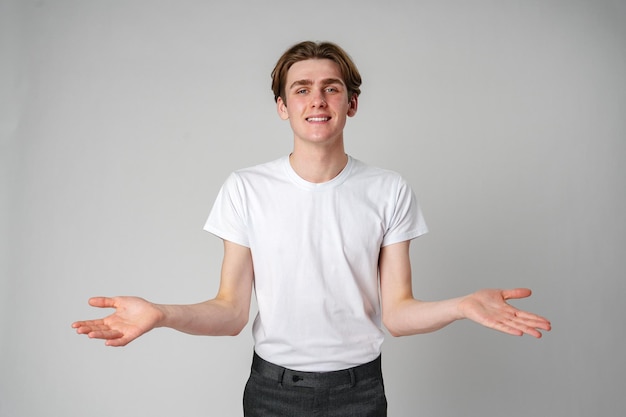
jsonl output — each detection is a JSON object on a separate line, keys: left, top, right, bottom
{"left": 349, "top": 368, "right": 356, "bottom": 387}
{"left": 277, "top": 368, "right": 285, "bottom": 387}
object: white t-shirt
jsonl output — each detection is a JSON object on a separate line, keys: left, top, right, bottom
{"left": 204, "top": 155, "right": 427, "bottom": 371}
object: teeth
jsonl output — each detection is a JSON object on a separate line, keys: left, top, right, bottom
{"left": 307, "top": 117, "right": 329, "bottom": 122}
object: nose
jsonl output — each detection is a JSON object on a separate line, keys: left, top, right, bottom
{"left": 310, "top": 91, "right": 327, "bottom": 107}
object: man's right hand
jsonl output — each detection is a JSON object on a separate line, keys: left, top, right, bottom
{"left": 72, "top": 296, "right": 164, "bottom": 347}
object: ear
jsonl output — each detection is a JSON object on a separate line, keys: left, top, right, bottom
{"left": 347, "top": 94, "right": 358, "bottom": 117}
{"left": 277, "top": 97, "right": 289, "bottom": 120}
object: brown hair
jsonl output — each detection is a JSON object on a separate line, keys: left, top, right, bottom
{"left": 271, "top": 41, "right": 362, "bottom": 103}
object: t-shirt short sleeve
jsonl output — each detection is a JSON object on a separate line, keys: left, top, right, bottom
{"left": 204, "top": 173, "right": 250, "bottom": 247}
{"left": 381, "top": 176, "right": 428, "bottom": 247}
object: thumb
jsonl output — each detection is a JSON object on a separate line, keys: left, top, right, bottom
{"left": 88, "top": 296, "right": 117, "bottom": 309}
{"left": 502, "top": 288, "right": 532, "bottom": 300}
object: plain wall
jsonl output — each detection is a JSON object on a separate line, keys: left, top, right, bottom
{"left": 2, "top": 0, "right": 625, "bottom": 416}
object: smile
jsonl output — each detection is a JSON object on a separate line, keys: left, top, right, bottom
{"left": 306, "top": 117, "right": 330, "bottom": 122}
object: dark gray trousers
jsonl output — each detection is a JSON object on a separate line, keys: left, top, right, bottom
{"left": 243, "top": 352, "right": 387, "bottom": 416}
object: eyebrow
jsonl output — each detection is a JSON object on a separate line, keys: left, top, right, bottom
{"left": 288, "top": 78, "right": 345, "bottom": 90}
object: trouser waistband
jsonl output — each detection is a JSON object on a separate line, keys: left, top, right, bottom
{"left": 251, "top": 352, "right": 382, "bottom": 389}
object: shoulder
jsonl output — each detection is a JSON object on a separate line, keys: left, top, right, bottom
{"left": 230, "top": 157, "right": 286, "bottom": 180}
{"left": 220, "top": 156, "right": 287, "bottom": 187}
{"left": 348, "top": 157, "right": 408, "bottom": 186}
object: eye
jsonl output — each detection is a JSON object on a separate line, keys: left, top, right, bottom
{"left": 296, "top": 88, "right": 308, "bottom": 94}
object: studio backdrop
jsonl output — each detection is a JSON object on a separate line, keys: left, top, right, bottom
{"left": 1, "top": 1, "right": 625, "bottom": 416}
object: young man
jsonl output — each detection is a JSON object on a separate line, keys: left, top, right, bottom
{"left": 73, "top": 41, "right": 551, "bottom": 416}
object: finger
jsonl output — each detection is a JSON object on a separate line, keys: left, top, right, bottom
{"left": 510, "top": 321, "right": 544, "bottom": 338}
{"left": 502, "top": 288, "right": 532, "bottom": 300}
{"left": 505, "top": 315, "right": 551, "bottom": 338}
{"left": 74, "top": 323, "right": 116, "bottom": 335}
{"left": 76, "top": 325, "right": 110, "bottom": 334}
{"left": 511, "top": 315, "right": 552, "bottom": 332}
{"left": 88, "top": 297, "right": 116, "bottom": 308}
{"left": 497, "top": 319, "right": 544, "bottom": 338}
{"left": 86, "top": 329, "right": 124, "bottom": 340}
{"left": 104, "top": 337, "right": 132, "bottom": 347}
{"left": 490, "top": 320, "right": 525, "bottom": 337}
{"left": 511, "top": 309, "right": 551, "bottom": 324}
{"left": 72, "top": 319, "right": 105, "bottom": 330}
{"left": 521, "top": 327, "right": 543, "bottom": 338}
{"left": 488, "top": 313, "right": 547, "bottom": 338}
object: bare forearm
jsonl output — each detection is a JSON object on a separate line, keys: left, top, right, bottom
{"left": 155, "top": 298, "right": 249, "bottom": 337}
{"left": 384, "top": 296, "right": 466, "bottom": 337}
{"left": 384, "top": 288, "right": 551, "bottom": 338}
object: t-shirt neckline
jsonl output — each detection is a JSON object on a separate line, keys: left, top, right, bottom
{"left": 283, "top": 154, "right": 353, "bottom": 191}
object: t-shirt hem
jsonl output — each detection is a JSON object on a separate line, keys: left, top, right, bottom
{"left": 203, "top": 226, "right": 250, "bottom": 248}
{"left": 381, "top": 228, "right": 428, "bottom": 247}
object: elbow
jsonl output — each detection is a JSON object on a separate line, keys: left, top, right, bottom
{"left": 385, "top": 325, "right": 407, "bottom": 338}
{"left": 383, "top": 313, "right": 407, "bottom": 338}
{"left": 227, "top": 312, "right": 249, "bottom": 336}
{"left": 386, "top": 328, "right": 404, "bottom": 338}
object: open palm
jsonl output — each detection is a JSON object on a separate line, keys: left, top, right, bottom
{"left": 458, "top": 288, "right": 551, "bottom": 338}
{"left": 72, "top": 296, "right": 163, "bottom": 347}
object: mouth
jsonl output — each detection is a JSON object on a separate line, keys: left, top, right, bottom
{"left": 306, "top": 117, "right": 330, "bottom": 122}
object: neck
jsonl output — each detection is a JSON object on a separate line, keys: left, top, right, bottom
{"left": 289, "top": 144, "right": 348, "bottom": 183}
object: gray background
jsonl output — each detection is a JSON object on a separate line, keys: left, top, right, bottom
{"left": 2, "top": 0, "right": 625, "bottom": 416}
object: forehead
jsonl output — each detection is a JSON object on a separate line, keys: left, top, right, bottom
{"left": 286, "top": 59, "right": 345, "bottom": 85}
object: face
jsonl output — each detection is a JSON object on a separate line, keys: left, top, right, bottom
{"left": 277, "top": 59, "right": 358, "bottom": 148}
